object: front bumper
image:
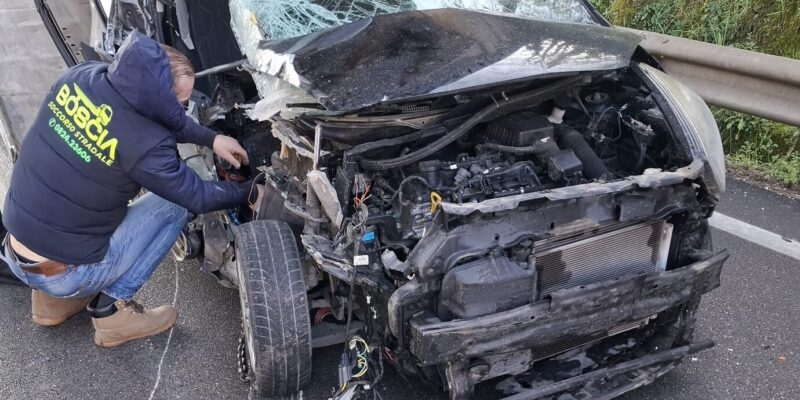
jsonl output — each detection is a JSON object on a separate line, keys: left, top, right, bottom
{"left": 500, "top": 339, "right": 715, "bottom": 400}
{"left": 409, "top": 250, "right": 727, "bottom": 365}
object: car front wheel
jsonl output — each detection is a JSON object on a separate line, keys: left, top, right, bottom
{"left": 235, "top": 220, "right": 312, "bottom": 397}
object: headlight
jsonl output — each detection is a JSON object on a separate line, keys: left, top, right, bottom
{"left": 637, "top": 63, "right": 726, "bottom": 196}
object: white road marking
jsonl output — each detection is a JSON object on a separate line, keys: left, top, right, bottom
{"left": 709, "top": 212, "right": 800, "bottom": 261}
{"left": 147, "top": 262, "right": 180, "bottom": 400}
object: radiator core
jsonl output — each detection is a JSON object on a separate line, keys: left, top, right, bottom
{"left": 535, "top": 220, "right": 672, "bottom": 298}
{"left": 531, "top": 318, "right": 649, "bottom": 362}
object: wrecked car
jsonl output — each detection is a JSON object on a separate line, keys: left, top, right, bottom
{"left": 30, "top": 0, "right": 728, "bottom": 399}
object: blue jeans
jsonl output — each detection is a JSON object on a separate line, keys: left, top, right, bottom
{"left": 4, "top": 193, "right": 187, "bottom": 300}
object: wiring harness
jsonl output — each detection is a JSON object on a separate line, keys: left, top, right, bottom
{"left": 334, "top": 335, "right": 385, "bottom": 400}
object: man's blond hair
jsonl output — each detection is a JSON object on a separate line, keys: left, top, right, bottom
{"left": 160, "top": 44, "right": 194, "bottom": 92}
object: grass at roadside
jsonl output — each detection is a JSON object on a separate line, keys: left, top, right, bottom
{"left": 716, "top": 108, "right": 800, "bottom": 188}
{"left": 589, "top": 0, "right": 800, "bottom": 188}
{"left": 726, "top": 154, "right": 800, "bottom": 189}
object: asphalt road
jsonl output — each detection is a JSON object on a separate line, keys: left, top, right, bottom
{"left": 0, "top": 177, "right": 797, "bottom": 400}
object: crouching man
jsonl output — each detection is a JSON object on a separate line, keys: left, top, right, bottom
{"left": 1, "top": 32, "right": 263, "bottom": 347}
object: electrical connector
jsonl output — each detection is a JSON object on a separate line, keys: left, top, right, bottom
{"left": 337, "top": 352, "right": 351, "bottom": 389}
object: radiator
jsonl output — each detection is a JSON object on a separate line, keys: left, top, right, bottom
{"left": 531, "top": 318, "right": 649, "bottom": 362}
{"left": 535, "top": 220, "right": 673, "bottom": 298}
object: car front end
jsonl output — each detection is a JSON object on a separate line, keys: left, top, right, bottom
{"left": 220, "top": 5, "right": 729, "bottom": 398}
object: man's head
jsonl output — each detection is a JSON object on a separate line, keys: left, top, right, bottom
{"left": 161, "top": 45, "right": 195, "bottom": 105}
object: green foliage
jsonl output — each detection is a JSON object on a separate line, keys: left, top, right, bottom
{"left": 716, "top": 108, "right": 800, "bottom": 187}
{"left": 590, "top": 0, "right": 799, "bottom": 58}
{"left": 589, "top": 0, "right": 800, "bottom": 187}
{"left": 727, "top": 152, "right": 800, "bottom": 187}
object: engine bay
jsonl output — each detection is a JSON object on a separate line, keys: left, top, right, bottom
{"left": 222, "top": 69, "right": 689, "bottom": 265}
{"left": 191, "top": 67, "right": 699, "bottom": 334}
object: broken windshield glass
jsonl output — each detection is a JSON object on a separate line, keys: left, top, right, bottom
{"left": 231, "top": 7, "right": 640, "bottom": 112}
{"left": 242, "top": 0, "right": 598, "bottom": 41}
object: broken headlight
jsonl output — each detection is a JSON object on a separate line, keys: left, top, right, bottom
{"left": 638, "top": 63, "right": 726, "bottom": 196}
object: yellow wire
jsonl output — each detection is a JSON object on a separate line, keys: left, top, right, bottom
{"left": 349, "top": 337, "right": 370, "bottom": 355}
{"left": 347, "top": 336, "right": 371, "bottom": 380}
{"left": 353, "top": 356, "right": 369, "bottom": 378}
{"left": 430, "top": 192, "right": 442, "bottom": 214}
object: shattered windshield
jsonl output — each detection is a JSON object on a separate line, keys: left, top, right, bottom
{"left": 243, "top": 0, "right": 598, "bottom": 41}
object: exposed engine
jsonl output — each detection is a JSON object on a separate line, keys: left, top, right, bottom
{"left": 344, "top": 115, "right": 617, "bottom": 244}
{"left": 212, "top": 69, "right": 689, "bottom": 328}
{"left": 268, "top": 70, "right": 681, "bottom": 268}
{"left": 218, "top": 70, "right": 684, "bottom": 267}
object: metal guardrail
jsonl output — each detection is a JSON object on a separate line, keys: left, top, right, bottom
{"left": 621, "top": 27, "right": 800, "bottom": 127}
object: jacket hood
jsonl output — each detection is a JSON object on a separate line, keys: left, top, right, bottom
{"left": 107, "top": 31, "right": 186, "bottom": 131}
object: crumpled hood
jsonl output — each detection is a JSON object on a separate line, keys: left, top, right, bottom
{"left": 234, "top": 7, "right": 642, "bottom": 112}
{"left": 107, "top": 31, "right": 185, "bottom": 131}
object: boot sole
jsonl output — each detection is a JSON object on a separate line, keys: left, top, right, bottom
{"left": 94, "top": 314, "right": 178, "bottom": 348}
{"left": 32, "top": 315, "right": 69, "bottom": 326}
{"left": 31, "top": 297, "right": 92, "bottom": 327}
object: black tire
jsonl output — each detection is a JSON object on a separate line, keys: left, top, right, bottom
{"left": 235, "top": 220, "right": 312, "bottom": 397}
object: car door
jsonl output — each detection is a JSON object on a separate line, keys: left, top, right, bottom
{"left": 34, "top": 0, "right": 106, "bottom": 67}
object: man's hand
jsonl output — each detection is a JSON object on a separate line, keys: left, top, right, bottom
{"left": 213, "top": 135, "right": 249, "bottom": 168}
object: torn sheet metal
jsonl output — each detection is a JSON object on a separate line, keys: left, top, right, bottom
{"left": 231, "top": 6, "right": 641, "bottom": 111}
{"left": 270, "top": 119, "right": 328, "bottom": 159}
{"left": 230, "top": 0, "right": 318, "bottom": 119}
{"left": 246, "top": 73, "right": 318, "bottom": 121}
{"left": 307, "top": 170, "right": 344, "bottom": 230}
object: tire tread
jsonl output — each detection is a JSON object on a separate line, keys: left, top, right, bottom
{"left": 236, "top": 220, "right": 312, "bottom": 396}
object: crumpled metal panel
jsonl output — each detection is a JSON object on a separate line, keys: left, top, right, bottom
{"left": 230, "top": 1, "right": 631, "bottom": 113}
{"left": 246, "top": 73, "right": 318, "bottom": 121}
{"left": 230, "top": 0, "right": 318, "bottom": 120}
{"left": 237, "top": 7, "right": 641, "bottom": 111}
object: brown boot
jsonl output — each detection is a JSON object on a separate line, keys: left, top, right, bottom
{"left": 92, "top": 300, "right": 177, "bottom": 348}
{"left": 31, "top": 290, "right": 92, "bottom": 326}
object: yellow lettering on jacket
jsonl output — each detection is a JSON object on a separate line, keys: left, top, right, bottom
{"left": 54, "top": 83, "right": 117, "bottom": 162}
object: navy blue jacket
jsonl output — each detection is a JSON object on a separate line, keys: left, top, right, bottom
{"left": 3, "top": 32, "right": 251, "bottom": 264}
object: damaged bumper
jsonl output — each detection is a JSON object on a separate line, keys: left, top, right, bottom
{"left": 409, "top": 250, "right": 727, "bottom": 366}
{"left": 500, "top": 339, "right": 715, "bottom": 400}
